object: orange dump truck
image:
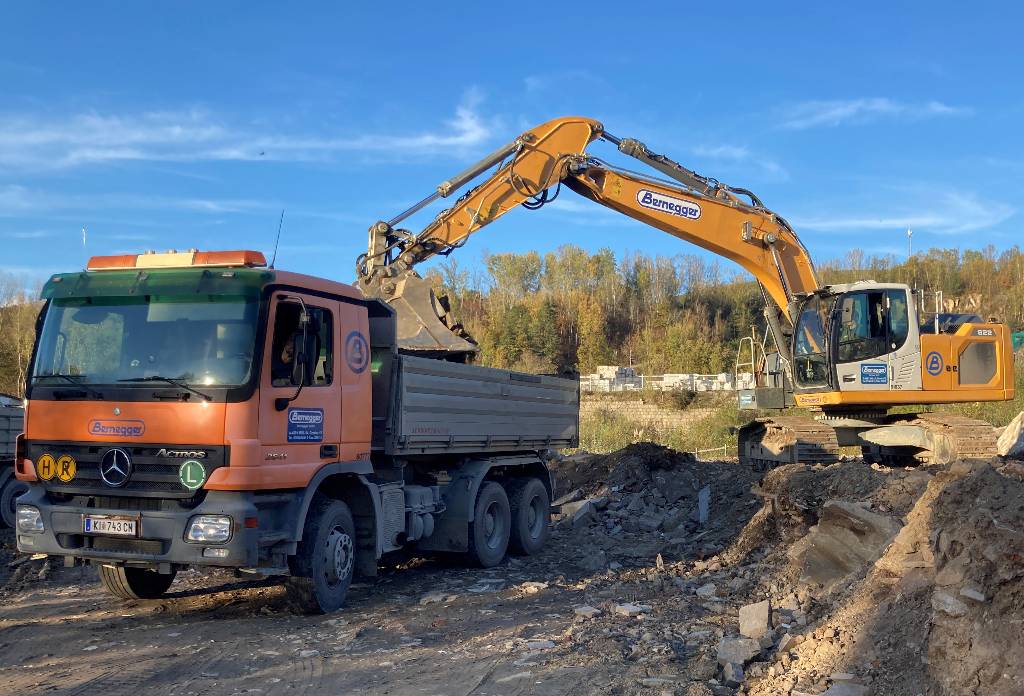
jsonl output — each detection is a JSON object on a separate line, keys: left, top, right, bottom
{"left": 13, "top": 250, "right": 577, "bottom": 612}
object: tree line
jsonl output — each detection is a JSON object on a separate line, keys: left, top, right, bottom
{"left": 1, "top": 244, "right": 1022, "bottom": 395}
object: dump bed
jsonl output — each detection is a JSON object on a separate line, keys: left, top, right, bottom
{"left": 376, "top": 354, "right": 578, "bottom": 456}
{"left": 1, "top": 401, "right": 23, "bottom": 461}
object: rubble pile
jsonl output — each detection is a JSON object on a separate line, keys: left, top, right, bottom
{"left": 543, "top": 445, "right": 1024, "bottom": 695}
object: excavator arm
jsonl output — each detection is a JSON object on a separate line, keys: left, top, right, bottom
{"left": 357, "top": 116, "right": 821, "bottom": 358}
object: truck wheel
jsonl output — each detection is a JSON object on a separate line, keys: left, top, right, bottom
{"left": 1, "top": 478, "right": 29, "bottom": 528}
{"left": 507, "top": 477, "right": 550, "bottom": 556}
{"left": 287, "top": 496, "right": 356, "bottom": 614}
{"left": 99, "top": 565, "right": 177, "bottom": 599}
{"left": 465, "top": 482, "right": 510, "bottom": 568}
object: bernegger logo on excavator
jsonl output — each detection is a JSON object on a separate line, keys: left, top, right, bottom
{"left": 636, "top": 189, "right": 701, "bottom": 220}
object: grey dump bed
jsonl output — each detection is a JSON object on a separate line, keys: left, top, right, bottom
{"left": 1, "top": 403, "right": 24, "bottom": 461}
{"left": 378, "top": 355, "right": 578, "bottom": 456}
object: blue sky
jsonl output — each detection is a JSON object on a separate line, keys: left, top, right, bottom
{"left": 1, "top": 2, "right": 1021, "bottom": 286}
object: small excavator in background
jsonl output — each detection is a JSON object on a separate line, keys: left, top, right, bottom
{"left": 357, "top": 117, "right": 1016, "bottom": 468}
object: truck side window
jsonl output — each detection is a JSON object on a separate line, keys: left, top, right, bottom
{"left": 270, "top": 303, "right": 334, "bottom": 387}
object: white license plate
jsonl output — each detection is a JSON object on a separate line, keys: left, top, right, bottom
{"left": 84, "top": 516, "right": 138, "bottom": 537}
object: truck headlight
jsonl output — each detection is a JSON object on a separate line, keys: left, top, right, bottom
{"left": 17, "top": 506, "right": 44, "bottom": 533}
{"left": 186, "top": 515, "right": 232, "bottom": 543}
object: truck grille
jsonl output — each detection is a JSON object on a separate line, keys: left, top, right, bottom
{"left": 26, "top": 442, "right": 227, "bottom": 499}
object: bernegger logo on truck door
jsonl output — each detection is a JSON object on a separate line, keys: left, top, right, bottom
{"left": 636, "top": 189, "right": 702, "bottom": 220}
{"left": 287, "top": 408, "right": 324, "bottom": 443}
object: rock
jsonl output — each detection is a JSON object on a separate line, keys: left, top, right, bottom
{"left": 695, "top": 485, "right": 711, "bottom": 525}
{"left": 525, "top": 639, "right": 555, "bottom": 651}
{"left": 638, "top": 513, "right": 665, "bottom": 531}
{"left": 590, "top": 496, "right": 609, "bottom": 510}
{"left": 662, "top": 508, "right": 689, "bottom": 532}
{"left": 931, "top": 591, "right": 969, "bottom": 617}
{"left": 959, "top": 585, "right": 987, "bottom": 602}
{"left": 716, "top": 636, "right": 761, "bottom": 666}
{"left": 722, "top": 662, "right": 745, "bottom": 686}
{"left": 996, "top": 410, "right": 1024, "bottom": 458}
{"left": 638, "top": 677, "right": 675, "bottom": 687}
{"left": 830, "top": 672, "right": 856, "bottom": 682}
{"left": 695, "top": 582, "right": 717, "bottom": 599}
{"left": 777, "top": 632, "right": 802, "bottom": 653}
{"left": 572, "top": 502, "right": 598, "bottom": 528}
{"left": 795, "top": 501, "right": 902, "bottom": 591}
{"left": 419, "top": 591, "right": 457, "bottom": 605}
{"left": 613, "top": 602, "right": 650, "bottom": 617}
{"left": 519, "top": 581, "right": 548, "bottom": 594}
{"left": 574, "top": 605, "right": 602, "bottom": 619}
{"left": 298, "top": 649, "right": 321, "bottom": 659}
{"left": 552, "top": 488, "right": 584, "bottom": 507}
{"left": 739, "top": 600, "right": 771, "bottom": 639}
{"left": 822, "top": 684, "right": 868, "bottom": 696}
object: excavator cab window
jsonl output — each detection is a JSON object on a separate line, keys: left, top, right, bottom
{"left": 835, "top": 290, "right": 910, "bottom": 363}
{"left": 793, "top": 295, "right": 832, "bottom": 388}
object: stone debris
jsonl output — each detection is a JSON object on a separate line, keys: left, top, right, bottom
{"left": 297, "top": 649, "right": 320, "bottom": 659}
{"left": 738, "top": 599, "right": 771, "bottom": 639}
{"left": 524, "top": 639, "right": 556, "bottom": 651}
{"left": 612, "top": 602, "right": 650, "bottom": 617}
{"left": 931, "top": 591, "right": 969, "bottom": 617}
{"left": 573, "top": 605, "right": 602, "bottom": 619}
{"left": 722, "top": 661, "right": 745, "bottom": 686}
{"left": 958, "top": 585, "right": 986, "bottom": 603}
{"left": 716, "top": 636, "right": 761, "bottom": 666}
{"left": 695, "top": 582, "right": 717, "bottom": 599}
{"left": 996, "top": 410, "right": 1024, "bottom": 458}
{"left": 419, "top": 591, "right": 457, "bottom": 605}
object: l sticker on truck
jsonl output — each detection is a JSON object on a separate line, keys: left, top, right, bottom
{"left": 287, "top": 408, "right": 324, "bottom": 443}
{"left": 860, "top": 364, "right": 888, "bottom": 384}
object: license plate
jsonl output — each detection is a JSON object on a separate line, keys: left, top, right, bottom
{"left": 84, "top": 516, "right": 138, "bottom": 537}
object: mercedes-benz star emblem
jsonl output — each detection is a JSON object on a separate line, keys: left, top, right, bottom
{"left": 99, "top": 448, "right": 133, "bottom": 488}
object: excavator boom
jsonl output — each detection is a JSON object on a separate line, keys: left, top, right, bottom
{"left": 358, "top": 116, "right": 820, "bottom": 356}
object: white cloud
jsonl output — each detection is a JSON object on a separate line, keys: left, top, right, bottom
{"left": 778, "top": 98, "right": 969, "bottom": 129}
{"left": 0, "top": 91, "right": 493, "bottom": 171}
{"left": 793, "top": 191, "right": 1014, "bottom": 235}
{"left": 692, "top": 144, "right": 788, "bottom": 181}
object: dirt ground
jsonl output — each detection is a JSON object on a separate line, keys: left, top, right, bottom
{"left": 1, "top": 445, "right": 1022, "bottom": 696}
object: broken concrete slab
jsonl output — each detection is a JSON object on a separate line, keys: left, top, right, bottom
{"left": 612, "top": 602, "right": 650, "bottom": 617}
{"left": 722, "top": 661, "right": 744, "bottom": 686}
{"left": 822, "top": 684, "right": 868, "bottom": 696}
{"left": 716, "top": 636, "right": 761, "bottom": 666}
{"left": 932, "top": 591, "right": 969, "bottom": 617}
{"left": 793, "top": 501, "right": 902, "bottom": 591}
{"left": 997, "top": 410, "right": 1024, "bottom": 458}
{"left": 739, "top": 599, "right": 771, "bottom": 639}
{"left": 551, "top": 488, "right": 584, "bottom": 508}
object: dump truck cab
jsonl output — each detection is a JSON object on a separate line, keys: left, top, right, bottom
{"left": 15, "top": 250, "right": 577, "bottom": 611}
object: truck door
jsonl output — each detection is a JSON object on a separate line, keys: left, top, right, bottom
{"left": 833, "top": 290, "right": 920, "bottom": 392}
{"left": 258, "top": 293, "right": 341, "bottom": 482}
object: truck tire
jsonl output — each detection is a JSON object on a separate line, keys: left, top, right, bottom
{"left": 286, "top": 496, "right": 356, "bottom": 614}
{"left": 99, "top": 565, "right": 177, "bottom": 600}
{"left": 506, "top": 477, "right": 550, "bottom": 556}
{"left": 465, "top": 482, "right": 510, "bottom": 568}
{"left": 1, "top": 477, "right": 29, "bottom": 529}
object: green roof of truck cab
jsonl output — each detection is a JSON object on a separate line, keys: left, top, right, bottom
{"left": 41, "top": 267, "right": 277, "bottom": 300}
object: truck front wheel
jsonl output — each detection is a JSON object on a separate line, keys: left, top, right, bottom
{"left": 507, "top": 477, "right": 550, "bottom": 556}
{"left": 465, "top": 482, "right": 510, "bottom": 567}
{"left": 1, "top": 478, "right": 29, "bottom": 528}
{"left": 287, "top": 496, "right": 356, "bottom": 614}
{"left": 99, "top": 565, "right": 177, "bottom": 599}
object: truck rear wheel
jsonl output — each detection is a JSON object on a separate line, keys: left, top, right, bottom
{"left": 507, "top": 477, "right": 550, "bottom": 556}
{"left": 287, "top": 496, "right": 356, "bottom": 614}
{"left": 99, "top": 565, "right": 177, "bottom": 600}
{"left": 1, "top": 478, "right": 29, "bottom": 528}
{"left": 465, "top": 482, "right": 510, "bottom": 567}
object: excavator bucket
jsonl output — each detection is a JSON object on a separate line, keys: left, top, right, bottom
{"left": 359, "top": 271, "right": 478, "bottom": 358}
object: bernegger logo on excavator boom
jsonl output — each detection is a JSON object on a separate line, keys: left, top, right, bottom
{"left": 636, "top": 189, "right": 701, "bottom": 220}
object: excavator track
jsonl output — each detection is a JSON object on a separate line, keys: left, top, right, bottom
{"left": 738, "top": 417, "right": 840, "bottom": 471}
{"left": 861, "top": 412, "right": 1000, "bottom": 466}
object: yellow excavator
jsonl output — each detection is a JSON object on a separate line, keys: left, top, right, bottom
{"left": 356, "top": 117, "right": 1015, "bottom": 468}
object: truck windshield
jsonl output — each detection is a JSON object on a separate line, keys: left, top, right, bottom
{"left": 32, "top": 295, "right": 258, "bottom": 387}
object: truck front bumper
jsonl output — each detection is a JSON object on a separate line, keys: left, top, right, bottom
{"left": 15, "top": 487, "right": 261, "bottom": 568}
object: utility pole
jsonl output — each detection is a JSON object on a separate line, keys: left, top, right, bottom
{"left": 907, "top": 228, "right": 913, "bottom": 259}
